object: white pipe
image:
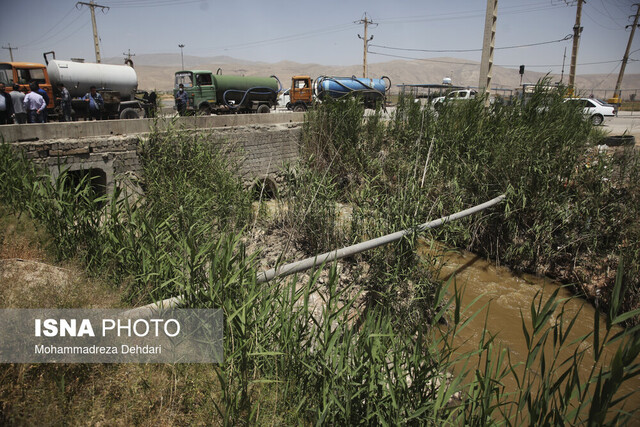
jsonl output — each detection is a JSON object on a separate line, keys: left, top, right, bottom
{"left": 125, "top": 194, "right": 505, "bottom": 316}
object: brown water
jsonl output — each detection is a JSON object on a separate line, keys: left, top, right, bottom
{"left": 425, "top": 245, "right": 640, "bottom": 420}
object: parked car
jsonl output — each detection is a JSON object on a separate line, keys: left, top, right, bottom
{"left": 564, "top": 98, "right": 615, "bottom": 126}
{"left": 432, "top": 89, "right": 477, "bottom": 109}
{"left": 278, "top": 88, "right": 290, "bottom": 109}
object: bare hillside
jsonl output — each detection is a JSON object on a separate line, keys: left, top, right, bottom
{"left": 105, "top": 54, "right": 640, "bottom": 96}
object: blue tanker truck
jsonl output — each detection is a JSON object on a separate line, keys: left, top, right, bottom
{"left": 283, "top": 75, "right": 391, "bottom": 111}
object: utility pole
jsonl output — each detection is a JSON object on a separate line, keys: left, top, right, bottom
{"left": 568, "top": 0, "right": 584, "bottom": 94}
{"left": 178, "top": 44, "right": 185, "bottom": 70}
{"left": 76, "top": 1, "right": 109, "bottom": 63}
{"left": 612, "top": 3, "right": 640, "bottom": 103}
{"left": 478, "top": 0, "right": 498, "bottom": 107}
{"left": 2, "top": 43, "right": 17, "bottom": 61}
{"left": 355, "top": 13, "right": 376, "bottom": 78}
{"left": 560, "top": 47, "right": 567, "bottom": 83}
{"left": 123, "top": 49, "right": 135, "bottom": 66}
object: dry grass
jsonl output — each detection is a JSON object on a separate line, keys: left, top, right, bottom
{"left": 0, "top": 206, "right": 121, "bottom": 310}
{"left": 0, "top": 208, "right": 50, "bottom": 262}
{"left": 0, "top": 207, "right": 225, "bottom": 426}
{"left": 0, "top": 363, "right": 223, "bottom": 426}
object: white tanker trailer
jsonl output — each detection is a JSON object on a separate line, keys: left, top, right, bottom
{"left": 44, "top": 52, "right": 154, "bottom": 120}
{"left": 47, "top": 60, "right": 138, "bottom": 100}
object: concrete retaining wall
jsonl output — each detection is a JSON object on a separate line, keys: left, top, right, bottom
{"left": 0, "top": 113, "right": 305, "bottom": 143}
{"left": 7, "top": 117, "right": 304, "bottom": 196}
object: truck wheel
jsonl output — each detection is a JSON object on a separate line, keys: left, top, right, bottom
{"left": 293, "top": 104, "right": 307, "bottom": 112}
{"left": 120, "top": 108, "right": 140, "bottom": 120}
{"left": 198, "top": 103, "right": 212, "bottom": 115}
{"left": 257, "top": 104, "right": 271, "bottom": 114}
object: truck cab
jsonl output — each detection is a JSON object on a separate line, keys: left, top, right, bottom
{"left": 0, "top": 62, "right": 54, "bottom": 109}
{"left": 288, "top": 76, "right": 313, "bottom": 112}
{"left": 174, "top": 70, "right": 215, "bottom": 114}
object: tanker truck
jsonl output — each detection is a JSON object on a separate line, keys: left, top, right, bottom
{"left": 174, "top": 69, "right": 280, "bottom": 115}
{"left": 0, "top": 52, "right": 152, "bottom": 121}
{"left": 44, "top": 52, "right": 152, "bottom": 120}
{"left": 284, "top": 75, "right": 391, "bottom": 111}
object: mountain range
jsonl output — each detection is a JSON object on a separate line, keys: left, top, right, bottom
{"left": 104, "top": 54, "right": 640, "bottom": 98}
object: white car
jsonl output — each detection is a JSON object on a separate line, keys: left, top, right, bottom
{"left": 278, "top": 89, "right": 290, "bottom": 109}
{"left": 564, "top": 98, "right": 615, "bottom": 126}
{"left": 432, "top": 89, "right": 477, "bottom": 109}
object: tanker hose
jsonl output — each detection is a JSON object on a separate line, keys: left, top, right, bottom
{"left": 313, "top": 76, "right": 325, "bottom": 97}
{"left": 382, "top": 76, "right": 392, "bottom": 93}
{"left": 223, "top": 86, "right": 277, "bottom": 110}
{"left": 270, "top": 75, "right": 283, "bottom": 93}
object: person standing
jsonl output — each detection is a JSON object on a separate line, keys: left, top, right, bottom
{"left": 10, "top": 84, "right": 27, "bottom": 124}
{"left": 175, "top": 83, "right": 188, "bottom": 116}
{"left": 23, "top": 84, "right": 46, "bottom": 123}
{"left": 83, "top": 86, "right": 104, "bottom": 120}
{"left": 147, "top": 91, "right": 157, "bottom": 118}
{"left": 32, "top": 82, "right": 50, "bottom": 123}
{"left": 0, "top": 83, "right": 14, "bottom": 125}
{"left": 57, "top": 83, "right": 72, "bottom": 122}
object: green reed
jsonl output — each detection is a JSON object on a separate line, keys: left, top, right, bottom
{"left": 1, "top": 86, "right": 639, "bottom": 424}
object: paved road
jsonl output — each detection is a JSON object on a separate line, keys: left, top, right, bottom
{"left": 602, "top": 112, "right": 640, "bottom": 142}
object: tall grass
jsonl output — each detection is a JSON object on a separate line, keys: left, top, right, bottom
{"left": 297, "top": 83, "right": 640, "bottom": 324}
{"left": 171, "top": 237, "right": 640, "bottom": 424}
{"left": 0, "top": 125, "right": 253, "bottom": 304}
{"left": 140, "top": 124, "right": 251, "bottom": 231}
{"left": 1, "top": 87, "right": 640, "bottom": 424}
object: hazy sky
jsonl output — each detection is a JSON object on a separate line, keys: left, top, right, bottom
{"left": 2, "top": 0, "right": 639, "bottom": 78}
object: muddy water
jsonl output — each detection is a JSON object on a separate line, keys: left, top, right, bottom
{"left": 425, "top": 245, "right": 640, "bottom": 419}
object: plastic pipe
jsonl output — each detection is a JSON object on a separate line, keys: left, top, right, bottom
{"left": 125, "top": 194, "right": 505, "bottom": 316}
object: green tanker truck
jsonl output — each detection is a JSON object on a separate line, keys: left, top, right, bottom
{"left": 173, "top": 69, "right": 280, "bottom": 115}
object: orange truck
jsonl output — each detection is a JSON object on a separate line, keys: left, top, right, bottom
{"left": 0, "top": 62, "right": 54, "bottom": 109}
{"left": 286, "top": 75, "right": 314, "bottom": 112}
{"left": 1, "top": 53, "right": 152, "bottom": 121}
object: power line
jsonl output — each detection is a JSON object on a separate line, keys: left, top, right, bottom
{"left": 377, "top": 2, "right": 567, "bottom": 25}
{"left": 18, "top": 5, "right": 78, "bottom": 48}
{"left": 369, "top": 34, "right": 572, "bottom": 54}
{"left": 107, "top": 0, "right": 208, "bottom": 8}
{"left": 216, "top": 23, "right": 355, "bottom": 51}
{"left": 592, "top": 62, "right": 622, "bottom": 89}
{"left": 47, "top": 21, "right": 89, "bottom": 45}
{"left": 598, "top": 0, "right": 622, "bottom": 21}
{"left": 500, "top": 59, "right": 633, "bottom": 67}
{"left": 583, "top": 10, "right": 624, "bottom": 30}
{"left": 366, "top": 50, "right": 479, "bottom": 66}
{"left": 366, "top": 48, "right": 629, "bottom": 69}
{"left": 591, "top": 0, "right": 627, "bottom": 26}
